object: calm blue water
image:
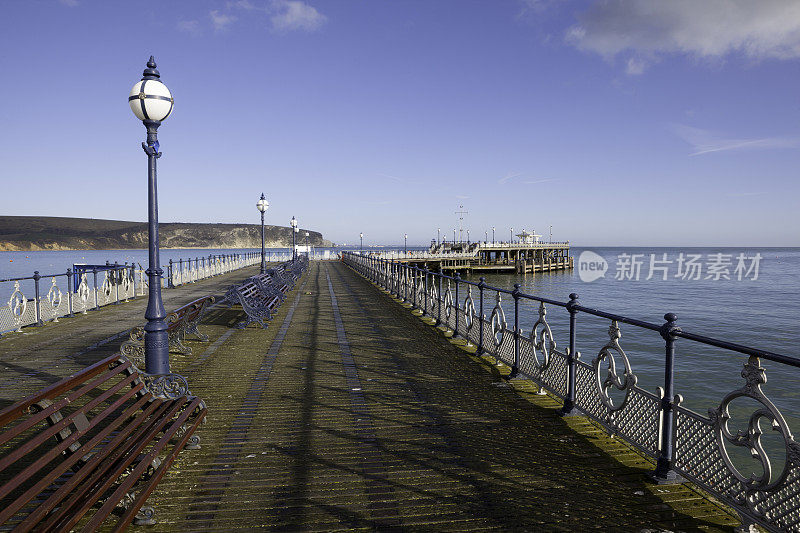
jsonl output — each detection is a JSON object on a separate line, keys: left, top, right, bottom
{"left": 459, "top": 247, "right": 800, "bottom": 433}
{"left": 2, "top": 246, "right": 798, "bottom": 433}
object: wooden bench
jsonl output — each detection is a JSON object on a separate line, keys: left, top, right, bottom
{"left": 0, "top": 354, "right": 206, "bottom": 531}
{"left": 120, "top": 295, "right": 215, "bottom": 367}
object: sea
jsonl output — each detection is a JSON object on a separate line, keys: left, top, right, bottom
{"left": 1, "top": 245, "right": 799, "bottom": 454}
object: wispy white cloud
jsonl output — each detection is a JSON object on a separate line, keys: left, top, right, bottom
{"left": 498, "top": 172, "right": 522, "bottom": 185}
{"left": 270, "top": 0, "right": 326, "bottom": 32}
{"left": 58, "top": 0, "right": 79, "bottom": 6}
{"left": 567, "top": 0, "right": 800, "bottom": 74}
{"left": 225, "top": 0, "right": 326, "bottom": 32}
{"left": 499, "top": 173, "right": 556, "bottom": 185}
{"left": 210, "top": 10, "right": 237, "bottom": 31}
{"left": 177, "top": 20, "right": 202, "bottom": 36}
{"left": 455, "top": 195, "right": 470, "bottom": 200}
{"left": 672, "top": 124, "right": 800, "bottom": 156}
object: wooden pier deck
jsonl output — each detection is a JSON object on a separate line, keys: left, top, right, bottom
{"left": 0, "top": 261, "right": 742, "bottom": 531}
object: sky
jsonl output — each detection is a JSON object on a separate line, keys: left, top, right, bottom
{"left": 1, "top": 0, "right": 799, "bottom": 246}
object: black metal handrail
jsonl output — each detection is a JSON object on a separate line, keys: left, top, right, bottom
{"left": 341, "top": 250, "right": 800, "bottom": 533}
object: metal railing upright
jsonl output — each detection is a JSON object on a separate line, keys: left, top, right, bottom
{"left": 341, "top": 250, "right": 800, "bottom": 533}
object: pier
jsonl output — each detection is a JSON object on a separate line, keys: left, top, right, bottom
{"left": 378, "top": 236, "right": 572, "bottom": 274}
{"left": 0, "top": 260, "right": 749, "bottom": 531}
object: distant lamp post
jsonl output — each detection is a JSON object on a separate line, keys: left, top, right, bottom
{"left": 485, "top": 230, "right": 488, "bottom": 243}
{"left": 510, "top": 227, "right": 513, "bottom": 244}
{"left": 305, "top": 231, "right": 310, "bottom": 257}
{"left": 453, "top": 228, "right": 456, "bottom": 244}
{"left": 467, "top": 229, "right": 470, "bottom": 244}
{"left": 404, "top": 233, "right": 408, "bottom": 256}
{"left": 437, "top": 228, "right": 441, "bottom": 247}
{"left": 492, "top": 226, "right": 495, "bottom": 244}
{"left": 550, "top": 224, "right": 553, "bottom": 244}
{"left": 256, "top": 193, "right": 269, "bottom": 273}
{"left": 360, "top": 232, "right": 363, "bottom": 252}
{"left": 128, "top": 56, "right": 174, "bottom": 375}
{"left": 290, "top": 216, "right": 297, "bottom": 261}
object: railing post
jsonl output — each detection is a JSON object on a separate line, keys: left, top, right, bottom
{"left": 33, "top": 271, "right": 43, "bottom": 326}
{"left": 511, "top": 283, "right": 520, "bottom": 378}
{"left": 423, "top": 267, "right": 428, "bottom": 316}
{"left": 114, "top": 262, "right": 120, "bottom": 304}
{"left": 560, "top": 293, "right": 579, "bottom": 416}
{"left": 436, "top": 271, "right": 443, "bottom": 326}
{"left": 477, "top": 277, "right": 485, "bottom": 355}
{"left": 178, "top": 258, "right": 183, "bottom": 284}
{"left": 168, "top": 260, "right": 174, "bottom": 288}
{"left": 652, "top": 313, "right": 685, "bottom": 484}
{"left": 93, "top": 267, "right": 99, "bottom": 311}
{"left": 454, "top": 272, "right": 460, "bottom": 337}
{"left": 66, "top": 268, "right": 74, "bottom": 317}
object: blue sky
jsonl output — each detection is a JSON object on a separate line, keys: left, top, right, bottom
{"left": 1, "top": 0, "right": 799, "bottom": 246}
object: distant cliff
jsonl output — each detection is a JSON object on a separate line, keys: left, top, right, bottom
{"left": 0, "top": 216, "right": 332, "bottom": 251}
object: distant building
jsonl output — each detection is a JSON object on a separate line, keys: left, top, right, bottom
{"left": 516, "top": 230, "right": 541, "bottom": 244}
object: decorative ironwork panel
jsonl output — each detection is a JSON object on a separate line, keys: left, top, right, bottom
{"left": 39, "top": 277, "right": 66, "bottom": 322}
{"left": 1, "top": 282, "right": 30, "bottom": 333}
{"left": 673, "top": 357, "right": 800, "bottom": 532}
{"left": 518, "top": 336, "right": 568, "bottom": 399}
{"left": 480, "top": 316, "right": 495, "bottom": 357}
{"left": 574, "top": 360, "right": 660, "bottom": 456}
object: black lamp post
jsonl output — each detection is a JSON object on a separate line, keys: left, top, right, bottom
{"left": 492, "top": 226, "right": 495, "bottom": 244}
{"left": 510, "top": 227, "right": 514, "bottom": 244}
{"left": 360, "top": 232, "right": 363, "bottom": 252}
{"left": 404, "top": 233, "right": 407, "bottom": 256}
{"left": 128, "top": 56, "right": 174, "bottom": 375}
{"left": 467, "top": 229, "right": 470, "bottom": 244}
{"left": 290, "top": 216, "right": 297, "bottom": 261}
{"left": 437, "top": 228, "right": 440, "bottom": 246}
{"left": 257, "top": 193, "right": 269, "bottom": 273}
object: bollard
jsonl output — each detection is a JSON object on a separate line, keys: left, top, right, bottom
{"left": 651, "top": 313, "right": 685, "bottom": 484}
{"left": 560, "top": 293, "right": 579, "bottom": 416}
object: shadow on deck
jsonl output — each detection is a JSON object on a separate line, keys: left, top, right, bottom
{"left": 127, "top": 262, "right": 740, "bottom": 531}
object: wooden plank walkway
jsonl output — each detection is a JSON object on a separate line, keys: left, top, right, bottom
{"left": 0, "top": 264, "right": 264, "bottom": 406}
{"left": 135, "top": 261, "right": 741, "bottom": 532}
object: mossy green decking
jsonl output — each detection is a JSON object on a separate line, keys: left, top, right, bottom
{"left": 0, "top": 261, "right": 743, "bottom": 531}
{"left": 148, "top": 261, "right": 739, "bottom": 531}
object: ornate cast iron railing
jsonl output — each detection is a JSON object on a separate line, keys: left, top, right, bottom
{"left": 0, "top": 252, "right": 265, "bottom": 336}
{"left": 166, "top": 252, "right": 269, "bottom": 287}
{"left": 342, "top": 251, "right": 800, "bottom": 533}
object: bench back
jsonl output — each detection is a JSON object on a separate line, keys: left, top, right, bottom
{"left": 0, "top": 354, "right": 192, "bottom": 530}
{"left": 175, "top": 295, "right": 215, "bottom": 325}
